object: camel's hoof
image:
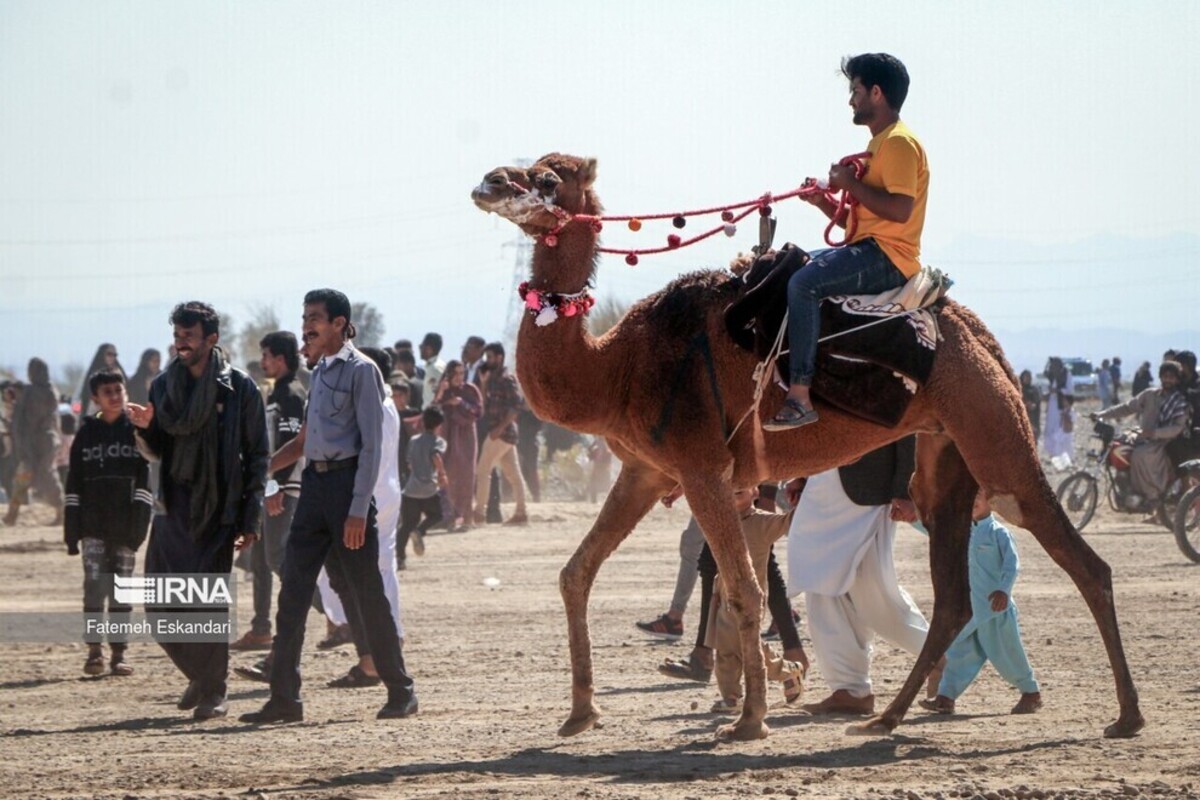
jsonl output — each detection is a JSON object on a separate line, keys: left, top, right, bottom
{"left": 844, "top": 715, "right": 896, "bottom": 737}
{"left": 1103, "top": 713, "right": 1145, "bottom": 739}
{"left": 715, "top": 719, "right": 769, "bottom": 742}
{"left": 558, "top": 709, "right": 602, "bottom": 737}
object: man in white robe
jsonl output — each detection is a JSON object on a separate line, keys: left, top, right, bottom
{"left": 787, "top": 437, "right": 939, "bottom": 714}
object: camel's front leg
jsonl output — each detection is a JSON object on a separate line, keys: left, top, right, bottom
{"left": 558, "top": 464, "right": 671, "bottom": 737}
{"left": 848, "top": 434, "right": 975, "bottom": 736}
{"left": 682, "top": 475, "right": 769, "bottom": 741}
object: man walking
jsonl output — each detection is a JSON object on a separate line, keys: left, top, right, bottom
{"left": 241, "top": 289, "right": 417, "bottom": 723}
{"left": 472, "top": 342, "right": 529, "bottom": 526}
{"left": 232, "top": 332, "right": 306, "bottom": 651}
{"left": 129, "top": 301, "right": 268, "bottom": 720}
{"left": 786, "top": 437, "right": 940, "bottom": 714}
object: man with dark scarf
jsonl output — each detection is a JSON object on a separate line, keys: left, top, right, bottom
{"left": 129, "top": 301, "right": 268, "bottom": 720}
{"left": 3, "top": 357, "right": 64, "bottom": 526}
{"left": 1098, "top": 360, "right": 1190, "bottom": 523}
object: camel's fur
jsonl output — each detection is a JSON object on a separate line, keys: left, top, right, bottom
{"left": 471, "top": 153, "right": 1143, "bottom": 741}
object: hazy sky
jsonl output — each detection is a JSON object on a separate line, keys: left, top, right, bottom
{"left": 1, "top": 1, "right": 1197, "bottom": 381}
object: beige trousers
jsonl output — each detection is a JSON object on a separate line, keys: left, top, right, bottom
{"left": 474, "top": 436, "right": 528, "bottom": 517}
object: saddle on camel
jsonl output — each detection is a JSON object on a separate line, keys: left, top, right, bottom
{"left": 471, "top": 152, "right": 1143, "bottom": 743}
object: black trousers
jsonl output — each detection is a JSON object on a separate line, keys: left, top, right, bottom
{"left": 146, "top": 482, "right": 235, "bottom": 699}
{"left": 270, "top": 465, "right": 413, "bottom": 704}
{"left": 694, "top": 543, "right": 801, "bottom": 652}
{"left": 396, "top": 494, "right": 442, "bottom": 563}
{"left": 249, "top": 493, "right": 298, "bottom": 635}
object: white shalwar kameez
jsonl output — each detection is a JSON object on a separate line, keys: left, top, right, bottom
{"left": 1043, "top": 373, "right": 1076, "bottom": 463}
{"left": 787, "top": 468, "right": 930, "bottom": 698}
{"left": 317, "top": 397, "right": 405, "bottom": 641}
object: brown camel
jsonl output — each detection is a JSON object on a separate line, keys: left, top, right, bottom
{"left": 470, "top": 152, "right": 1144, "bottom": 742}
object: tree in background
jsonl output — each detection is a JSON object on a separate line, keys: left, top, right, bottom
{"left": 218, "top": 310, "right": 239, "bottom": 364}
{"left": 352, "top": 302, "right": 385, "bottom": 348}
{"left": 237, "top": 304, "right": 281, "bottom": 367}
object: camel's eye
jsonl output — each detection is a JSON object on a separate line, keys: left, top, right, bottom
{"left": 535, "top": 172, "right": 561, "bottom": 191}
{"left": 486, "top": 172, "right": 509, "bottom": 187}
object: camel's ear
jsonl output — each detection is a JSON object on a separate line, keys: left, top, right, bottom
{"left": 579, "top": 158, "right": 598, "bottom": 189}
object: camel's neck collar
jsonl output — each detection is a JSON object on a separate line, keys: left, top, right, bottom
{"left": 517, "top": 282, "right": 595, "bottom": 327}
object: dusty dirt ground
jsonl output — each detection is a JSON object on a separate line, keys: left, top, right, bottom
{"left": 2, "top": 487, "right": 1198, "bottom": 800}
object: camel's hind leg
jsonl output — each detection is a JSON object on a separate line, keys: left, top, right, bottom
{"left": 681, "top": 473, "right": 769, "bottom": 742}
{"left": 928, "top": 301, "right": 1142, "bottom": 737}
{"left": 848, "top": 433, "right": 976, "bottom": 736}
{"left": 976, "top": 462, "right": 1143, "bottom": 737}
{"left": 558, "top": 463, "right": 673, "bottom": 737}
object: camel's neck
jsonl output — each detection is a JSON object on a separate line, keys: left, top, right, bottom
{"left": 525, "top": 223, "right": 597, "bottom": 294}
{"left": 514, "top": 225, "right": 613, "bottom": 433}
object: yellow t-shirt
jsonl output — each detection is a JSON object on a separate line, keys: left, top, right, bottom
{"left": 849, "top": 120, "right": 928, "bottom": 279}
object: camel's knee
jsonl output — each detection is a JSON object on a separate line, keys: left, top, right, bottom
{"left": 559, "top": 559, "right": 586, "bottom": 602}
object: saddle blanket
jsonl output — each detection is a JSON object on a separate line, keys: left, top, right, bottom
{"left": 724, "top": 244, "right": 951, "bottom": 427}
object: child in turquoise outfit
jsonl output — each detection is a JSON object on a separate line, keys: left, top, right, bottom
{"left": 918, "top": 491, "right": 1042, "bottom": 715}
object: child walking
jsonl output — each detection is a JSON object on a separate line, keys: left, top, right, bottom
{"left": 397, "top": 406, "right": 449, "bottom": 565}
{"left": 707, "top": 486, "right": 807, "bottom": 713}
{"left": 64, "top": 371, "right": 153, "bottom": 676}
{"left": 919, "top": 490, "right": 1042, "bottom": 715}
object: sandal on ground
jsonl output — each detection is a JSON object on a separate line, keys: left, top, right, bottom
{"left": 918, "top": 696, "right": 955, "bottom": 714}
{"left": 781, "top": 660, "right": 806, "bottom": 704}
{"left": 327, "top": 665, "right": 382, "bottom": 688}
{"left": 763, "top": 398, "right": 819, "bottom": 432}
{"left": 110, "top": 658, "right": 134, "bottom": 677}
{"left": 710, "top": 696, "right": 741, "bottom": 714}
{"left": 84, "top": 650, "right": 106, "bottom": 676}
{"left": 658, "top": 654, "right": 713, "bottom": 683}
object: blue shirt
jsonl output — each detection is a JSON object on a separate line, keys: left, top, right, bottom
{"left": 304, "top": 342, "right": 385, "bottom": 518}
{"left": 965, "top": 514, "right": 1020, "bottom": 621}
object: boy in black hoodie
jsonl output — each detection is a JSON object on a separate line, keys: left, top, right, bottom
{"left": 64, "top": 371, "right": 152, "bottom": 676}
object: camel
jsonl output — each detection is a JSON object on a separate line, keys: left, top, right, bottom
{"left": 470, "top": 152, "right": 1144, "bottom": 742}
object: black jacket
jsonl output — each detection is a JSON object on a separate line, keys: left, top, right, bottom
{"left": 266, "top": 372, "right": 307, "bottom": 495}
{"left": 136, "top": 360, "right": 268, "bottom": 538}
{"left": 64, "top": 414, "right": 152, "bottom": 554}
{"left": 838, "top": 436, "right": 916, "bottom": 507}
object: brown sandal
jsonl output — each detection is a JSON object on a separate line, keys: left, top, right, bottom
{"left": 658, "top": 654, "right": 713, "bottom": 683}
{"left": 84, "top": 650, "right": 106, "bottom": 676}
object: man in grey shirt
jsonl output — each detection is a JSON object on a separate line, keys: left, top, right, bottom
{"left": 241, "top": 289, "right": 417, "bottom": 724}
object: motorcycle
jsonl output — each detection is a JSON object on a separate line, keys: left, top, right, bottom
{"left": 1171, "top": 458, "right": 1200, "bottom": 563}
{"left": 1056, "top": 418, "right": 1200, "bottom": 561}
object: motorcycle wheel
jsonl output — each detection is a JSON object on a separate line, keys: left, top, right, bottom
{"left": 1057, "top": 472, "right": 1099, "bottom": 532}
{"left": 1172, "top": 485, "right": 1200, "bottom": 564}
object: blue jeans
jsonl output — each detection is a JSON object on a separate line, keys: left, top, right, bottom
{"left": 786, "top": 238, "right": 908, "bottom": 386}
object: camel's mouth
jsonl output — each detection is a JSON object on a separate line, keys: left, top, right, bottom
{"left": 472, "top": 177, "right": 564, "bottom": 229}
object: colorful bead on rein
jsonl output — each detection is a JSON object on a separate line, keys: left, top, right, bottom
{"left": 518, "top": 282, "right": 596, "bottom": 327}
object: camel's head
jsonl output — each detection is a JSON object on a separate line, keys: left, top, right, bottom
{"left": 471, "top": 153, "right": 600, "bottom": 237}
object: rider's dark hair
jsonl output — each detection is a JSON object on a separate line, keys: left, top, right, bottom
{"left": 842, "top": 53, "right": 910, "bottom": 111}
